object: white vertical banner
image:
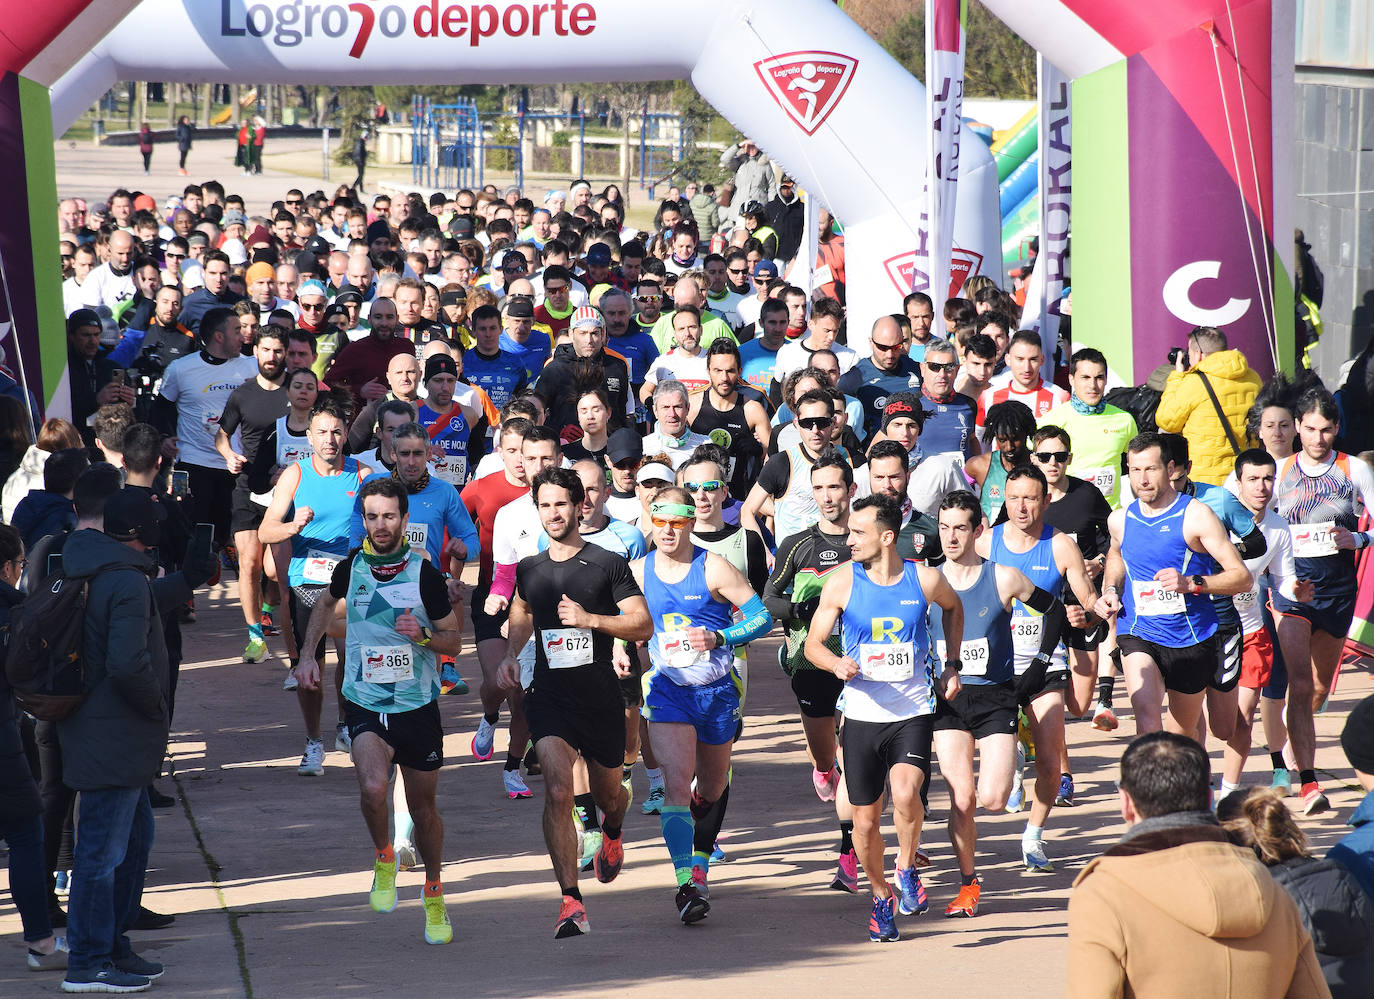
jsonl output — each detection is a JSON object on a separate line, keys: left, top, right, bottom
{"left": 1023, "top": 53, "right": 1072, "bottom": 380}
{"left": 791, "top": 188, "right": 819, "bottom": 295}
{"left": 911, "top": 0, "right": 966, "bottom": 298}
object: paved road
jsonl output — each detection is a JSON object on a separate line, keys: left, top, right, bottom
{"left": 2, "top": 564, "right": 1367, "bottom": 997}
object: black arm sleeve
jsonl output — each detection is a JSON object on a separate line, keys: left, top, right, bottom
{"left": 1233, "top": 525, "right": 1267, "bottom": 561}
{"left": 150, "top": 394, "right": 178, "bottom": 437}
{"left": 1024, "top": 587, "right": 1068, "bottom": 660}
{"left": 763, "top": 530, "right": 806, "bottom": 621}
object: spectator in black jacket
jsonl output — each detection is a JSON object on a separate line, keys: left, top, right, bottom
{"left": 1220, "top": 786, "right": 1374, "bottom": 999}
{"left": 65, "top": 310, "right": 129, "bottom": 444}
{"left": 765, "top": 177, "right": 805, "bottom": 265}
{"left": 535, "top": 306, "right": 631, "bottom": 439}
{"left": 0, "top": 524, "right": 68, "bottom": 973}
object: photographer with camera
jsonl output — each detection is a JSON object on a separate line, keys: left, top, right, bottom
{"left": 1156, "top": 327, "right": 1261, "bottom": 486}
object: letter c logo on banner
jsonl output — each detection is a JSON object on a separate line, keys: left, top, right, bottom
{"left": 1161, "top": 260, "right": 1251, "bottom": 327}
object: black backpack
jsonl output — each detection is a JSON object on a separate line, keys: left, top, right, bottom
{"left": 4, "top": 571, "right": 90, "bottom": 720}
{"left": 1104, "top": 384, "right": 1161, "bottom": 434}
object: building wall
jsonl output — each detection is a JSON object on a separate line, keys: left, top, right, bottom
{"left": 1294, "top": 70, "right": 1374, "bottom": 381}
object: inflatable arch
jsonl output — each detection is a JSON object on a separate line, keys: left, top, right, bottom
{"left": 3, "top": 0, "right": 1289, "bottom": 419}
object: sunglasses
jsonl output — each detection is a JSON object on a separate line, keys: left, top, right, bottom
{"left": 871, "top": 340, "right": 905, "bottom": 352}
{"left": 925, "top": 361, "right": 959, "bottom": 373}
{"left": 1033, "top": 450, "right": 1069, "bottom": 464}
{"left": 299, "top": 302, "right": 325, "bottom": 311}
{"left": 544, "top": 284, "right": 569, "bottom": 293}
{"left": 797, "top": 416, "right": 834, "bottom": 431}
{"left": 165, "top": 252, "right": 185, "bottom": 260}
{"left": 635, "top": 295, "right": 661, "bottom": 303}
{"left": 727, "top": 267, "right": 748, "bottom": 275}
{"left": 286, "top": 199, "right": 303, "bottom": 205}
{"left": 650, "top": 516, "right": 693, "bottom": 529}
{"left": 685, "top": 480, "right": 724, "bottom": 493}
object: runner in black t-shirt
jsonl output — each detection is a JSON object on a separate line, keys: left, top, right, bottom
{"left": 499, "top": 466, "right": 652, "bottom": 940}
{"left": 215, "top": 326, "right": 289, "bottom": 663}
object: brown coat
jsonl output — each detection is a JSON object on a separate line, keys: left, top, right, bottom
{"left": 1067, "top": 821, "right": 1331, "bottom": 999}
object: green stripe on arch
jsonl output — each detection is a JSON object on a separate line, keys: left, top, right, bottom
{"left": 18, "top": 75, "right": 64, "bottom": 405}
{"left": 1069, "top": 61, "right": 1132, "bottom": 383}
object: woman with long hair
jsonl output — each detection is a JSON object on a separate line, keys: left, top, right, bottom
{"left": 1219, "top": 786, "right": 1374, "bottom": 998}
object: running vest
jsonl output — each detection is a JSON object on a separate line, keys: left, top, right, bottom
{"left": 690, "top": 394, "right": 762, "bottom": 497}
{"left": 838, "top": 560, "right": 934, "bottom": 722}
{"left": 342, "top": 550, "right": 438, "bottom": 712}
{"left": 250, "top": 415, "right": 313, "bottom": 506}
{"left": 419, "top": 403, "right": 471, "bottom": 486}
{"left": 288, "top": 457, "right": 362, "bottom": 588}
{"left": 1275, "top": 451, "right": 1360, "bottom": 594}
{"left": 643, "top": 548, "right": 735, "bottom": 686}
{"left": 980, "top": 456, "right": 1011, "bottom": 522}
{"left": 930, "top": 560, "right": 1014, "bottom": 685}
{"left": 989, "top": 523, "right": 1065, "bottom": 674}
{"left": 775, "top": 445, "right": 826, "bottom": 542}
{"left": 1120, "top": 492, "right": 1219, "bottom": 645}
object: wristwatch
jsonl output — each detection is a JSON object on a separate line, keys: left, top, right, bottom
{"left": 1190, "top": 574, "right": 1206, "bottom": 594}
{"left": 944, "top": 658, "right": 962, "bottom": 674}
{"left": 712, "top": 630, "right": 727, "bottom": 650}
{"left": 416, "top": 627, "right": 433, "bottom": 647}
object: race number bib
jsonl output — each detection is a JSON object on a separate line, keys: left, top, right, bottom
{"left": 543, "top": 627, "right": 593, "bottom": 669}
{"left": 1132, "top": 579, "right": 1185, "bottom": 617}
{"left": 1234, "top": 587, "right": 1259, "bottom": 609}
{"left": 859, "top": 642, "right": 915, "bottom": 682}
{"left": 361, "top": 644, "right": 413, "bottom": 684}
{"left": 938, "top": 638, "right": 990, "bottom": 678}
{"left": 659, "top": 631, "right": 706, "bottom": 670}
{"left": 405, "top": 522, "right": 429, "bottom": 552}
{"left": 1082, "top": 467, "right": 1116, "bottom": 496}
{"left": 432, "top": 454, "right": 468, "bottom": 485}
{"left": 202, "top": 408, "right": 223, "bottom": 436}
{"left": 303, "top": 551, "right": 340, "bottom": 584}
{"left": 1290, "top": 521, "right": 1338, "bottom": 558}
{"left": 1011, "top": 615, "right": 1043, "bottom": 654}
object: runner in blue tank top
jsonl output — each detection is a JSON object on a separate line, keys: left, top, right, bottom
{"left": 932, "top": 491, "right": 1067, "bottom": 912}
{"left": 975, "top": 465, "right": 1099, "bottom": 872}
{"left": 260, "top": 395, "right": 374, "bottom": 779}
{"left": 1094, "top": 433, "right": 1254, "bottom": 742}
{"left": 807, "top": 494, "right": 964, "bottom": 943}
{"left": 630, "top": 485, "right": 772, "bottom": 925}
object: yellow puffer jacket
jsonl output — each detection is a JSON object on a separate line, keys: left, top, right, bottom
{"left": 1155, "top": 349, "right": 1262, "bottom": 485}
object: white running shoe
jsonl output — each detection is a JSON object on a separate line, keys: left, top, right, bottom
{"left": 297, "top": 739, "right": 325, "bottom": 776}
{"left": 335, "top": 723, "right": 352, "bottom": 754}
{"left": 395, "top": 839, "right": 418, "bottom": 872}
{"left": 472, "top": 716, "right": 496, "bottom": 761}
{"left": 282, "top": 667, "right": 299, "bottom": 691}
{"left": 503, "top": 769, "right": 533, "bottom": 799}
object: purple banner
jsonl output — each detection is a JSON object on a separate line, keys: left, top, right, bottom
{"left": 1126, "top": 56, "right": 1275, "bottom": 379}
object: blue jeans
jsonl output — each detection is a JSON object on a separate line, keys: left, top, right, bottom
{"left": 1, "top": 812, "right": 51, "bottom": 943}
{"left": 66, "top": 788, "right": 154, "bottom": 975}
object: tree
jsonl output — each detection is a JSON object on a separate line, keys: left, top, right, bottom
{"left": 876, "top": 1, "right": 1036, "bottom": 99}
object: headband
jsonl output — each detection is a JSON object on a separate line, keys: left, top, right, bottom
{"left": 650, "top": 501, "right": 696, "bottom": 520}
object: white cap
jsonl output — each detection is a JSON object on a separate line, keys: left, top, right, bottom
{"left": 636, "top": 462, "right": 674, "bottom": 485}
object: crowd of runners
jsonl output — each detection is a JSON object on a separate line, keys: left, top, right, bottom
{"left": 2, "top": 161, "right": 1372, "bottom": 992}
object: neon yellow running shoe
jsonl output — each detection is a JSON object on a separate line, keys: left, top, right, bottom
{"left": 423, "top": 894, "right": 452, "bottom": 944}
{"left": 369, "top": 858, "right": 397, "bottom": 913}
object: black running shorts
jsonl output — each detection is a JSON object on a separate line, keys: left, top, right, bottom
{"left": 933, "top": 682, "right": 1019, "bottom": 738}
{"left": 791, "top": 668, "right": 844, "bottom": 719}
{"left": 1117, "top": 633, "right": 1216, "bottom": 696}
{"left": 841, "top": 715, "right": 934, "bottom": 808}
{"left": 344, "top": 698, "right": 444, "bottom": 772}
